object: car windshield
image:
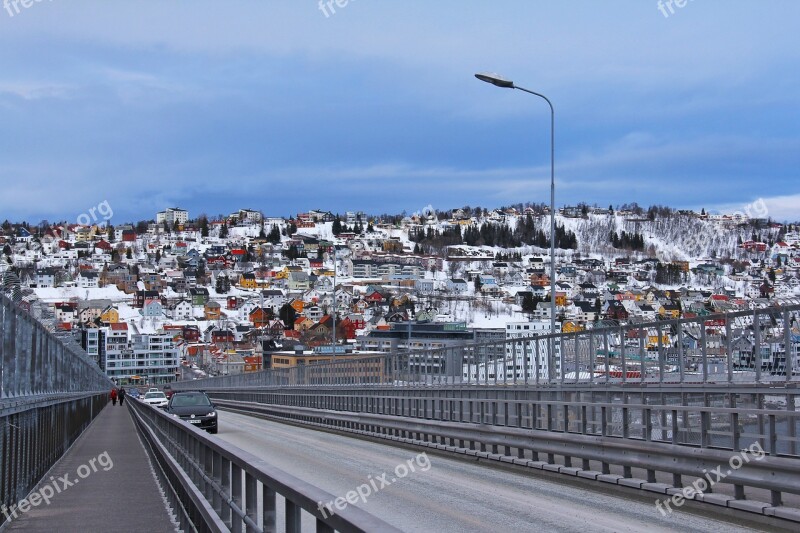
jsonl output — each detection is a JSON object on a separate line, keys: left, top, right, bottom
{"left": 145, "top": 392, "right": 166, "bottom": 399}
{"left": 171, "top": 394, "right": 211, "bottom": 407}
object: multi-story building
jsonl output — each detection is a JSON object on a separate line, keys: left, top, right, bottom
{"left": 79, "top": 328, "right": 105, "bottom": 369}
{"left": 105, "top": 331, "right": 179, "bottom": 385}
{"left": 156, "top": 208, "right": 189, "bottom": 226}
{"left": 358, "top": 322, "right": 475, "bottom": 383}
{"left": 464, "top": 320, "right": 562, "bottom": 382}
{"left": 35, "top": 267, "right": 59, "bottom": 288}
{"left": 237, "top": 209, "right": 263, "bottom": 225}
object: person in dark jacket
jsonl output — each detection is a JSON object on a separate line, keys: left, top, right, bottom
{"left": 110, "top": 387, "right": 117, "bottom": 406}
{"left": 118, "top": 387, "right": 126, "bottom": 406}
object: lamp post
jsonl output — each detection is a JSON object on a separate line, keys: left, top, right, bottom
{"left": 475, "top": 73, "right": 557, "bottom": 381}
{"left": 331, "top": 244, "right": 337, "bottom": 361}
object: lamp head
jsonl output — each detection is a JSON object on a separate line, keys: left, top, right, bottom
{"left": 475, "top": 73, "right": 515, "bottom": 89}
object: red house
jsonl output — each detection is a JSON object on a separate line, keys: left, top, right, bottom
{"left": 365, "top": 291, "right": 386, "bottom": 305}
{"left": 183, "top": 326, "right": 201, "bottom": 342}
{"left": 211, "top": 330, "right": 234, "bottom": 343}
{"left": 249, "top": 307, "right": 273, "bottom": 328}
{"left": 337, "top": 317, "right": 357, "bottom": 340}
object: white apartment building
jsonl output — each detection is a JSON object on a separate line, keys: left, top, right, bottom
{"left": 156, "top": 208, "right": 189, "bottom": 226}
{"left": 105, "top": 331, "right": 179, "bottom": 385}
{"left": 464, "top": 320, "right": 561, "bottom": 382}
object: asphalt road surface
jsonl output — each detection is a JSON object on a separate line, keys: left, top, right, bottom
{"left": 216, "top": 410, "right": 765, "bottom": 533}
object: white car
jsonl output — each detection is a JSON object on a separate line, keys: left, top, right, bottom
{"left": 142, "top": 391, "right": 168, "bottom": 408}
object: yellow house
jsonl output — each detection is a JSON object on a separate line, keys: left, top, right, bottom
{"left": 659, "top": 304, "right": 681, "bottom": 319}
{"left": 239, "top": 273, "right": 257, "bottom": 289}
{"left": 204, "top": 301, "right": 221, "bottom": 321}
{"left": 293, "top": 317, "right": 313, "bottom": 332}
{"left": 555, "top": 291, "right": 567, "bottom": 307}
{"left": 647, "top": 331, "right": 671, "bottom": 349}
{"left": 100, "top": 306, "right": 119, "bottom": 324}
{"left": 562, "top": 321, "right": 584, "bottom": 334}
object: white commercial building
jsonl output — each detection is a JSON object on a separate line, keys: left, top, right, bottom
{"left": 463, "top": 320, "right": 561, "bottom": 382}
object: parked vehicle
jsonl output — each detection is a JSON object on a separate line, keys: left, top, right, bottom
{"left": 142, "top": 391, "right": 169, "bottom": 409}
{"left": 165, "top": 391, "right": 218, "bottom": 434}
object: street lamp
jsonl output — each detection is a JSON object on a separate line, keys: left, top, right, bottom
{"left": 475, "top": 72, "right": 557, "bottom": 381}
{"left": 332, "top": 245, "right": 337, "bottom": 361}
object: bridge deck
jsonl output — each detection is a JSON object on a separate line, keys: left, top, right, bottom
{"left": 4, "top": 403, "right": 176, "bottom": 532}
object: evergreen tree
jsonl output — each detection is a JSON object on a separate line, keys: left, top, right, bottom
{"left": 215, "top": 274, "right": 230, "bottom": 294}
{"left": 521, "top": 293, "right": 536, "bottom": 314}
{"left": 267, "top": 224, "right": 281, "bottom": 245}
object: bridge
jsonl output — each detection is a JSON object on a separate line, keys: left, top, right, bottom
{"left": 2, "top": 290, "right": 800, "bottom": 531}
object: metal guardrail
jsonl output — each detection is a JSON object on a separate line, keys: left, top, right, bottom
{"left": 128, "top": 398, "right": 400, "bottom": 533}
{"left": 196, "top": 386, "right": 800, "bottom": 455}
{"left": 1, "top": 293, "right": 111, "bottom": 399}
{"left": 0, "top": 292, "right": 112, "bottom": 529}
{"left": 215, "top": 398, "right": 800, "bottom": 519}
{"left": 180, "top": 305, "right": 800, "bottom": 389}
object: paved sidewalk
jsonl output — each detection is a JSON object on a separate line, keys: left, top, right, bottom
{"left": 5, "top": 403, "right": 176, "bottom": 532}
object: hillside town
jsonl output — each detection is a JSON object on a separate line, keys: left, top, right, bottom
{"left": 1, "top": 204, "right": 798, "bottom": 386}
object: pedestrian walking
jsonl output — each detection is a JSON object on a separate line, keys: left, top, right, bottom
{"left": 118, "top": 387, "right": 126, "bottom": 406}
{"left": 110, "top": 387, "right": 117, "bottom": 406}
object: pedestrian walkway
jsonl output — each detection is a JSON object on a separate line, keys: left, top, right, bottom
{"left": 4, "top": 403, "right": 177, "bottom": 532}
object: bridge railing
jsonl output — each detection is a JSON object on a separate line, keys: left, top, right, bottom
{"left": 0, "top": 292, "right": 111, "bottom": 529}
{"left": 178, "top": 304, "right": 800, "bottom": 389}
{"left": 215, "top": 397, "right": 800, "bottom": 513}
{"left": 127, "top": 398, "right": 400, "bottom": 533}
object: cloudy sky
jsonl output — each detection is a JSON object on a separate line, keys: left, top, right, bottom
{"left": 1, "top": 1, "right": 799, "bottom": 224}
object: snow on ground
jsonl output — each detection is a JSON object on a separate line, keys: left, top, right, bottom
{"left": 34, "top": 286, "right": 133, "bottom": 303}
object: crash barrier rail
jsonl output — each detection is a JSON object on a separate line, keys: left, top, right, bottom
{"left": 215, "top": 398, "right": 800, "bottom": 521}
{"left": 180, "top": 305, "right": 800, "bottom": 389}
{"left": 1, "top": 293, "right": 112, "bottom": 529}
{"left": 127, "top": 398, "right": 400, "bottom": 533}
{"left": 199, "top": 385, "right": 800, "bottom": 454}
